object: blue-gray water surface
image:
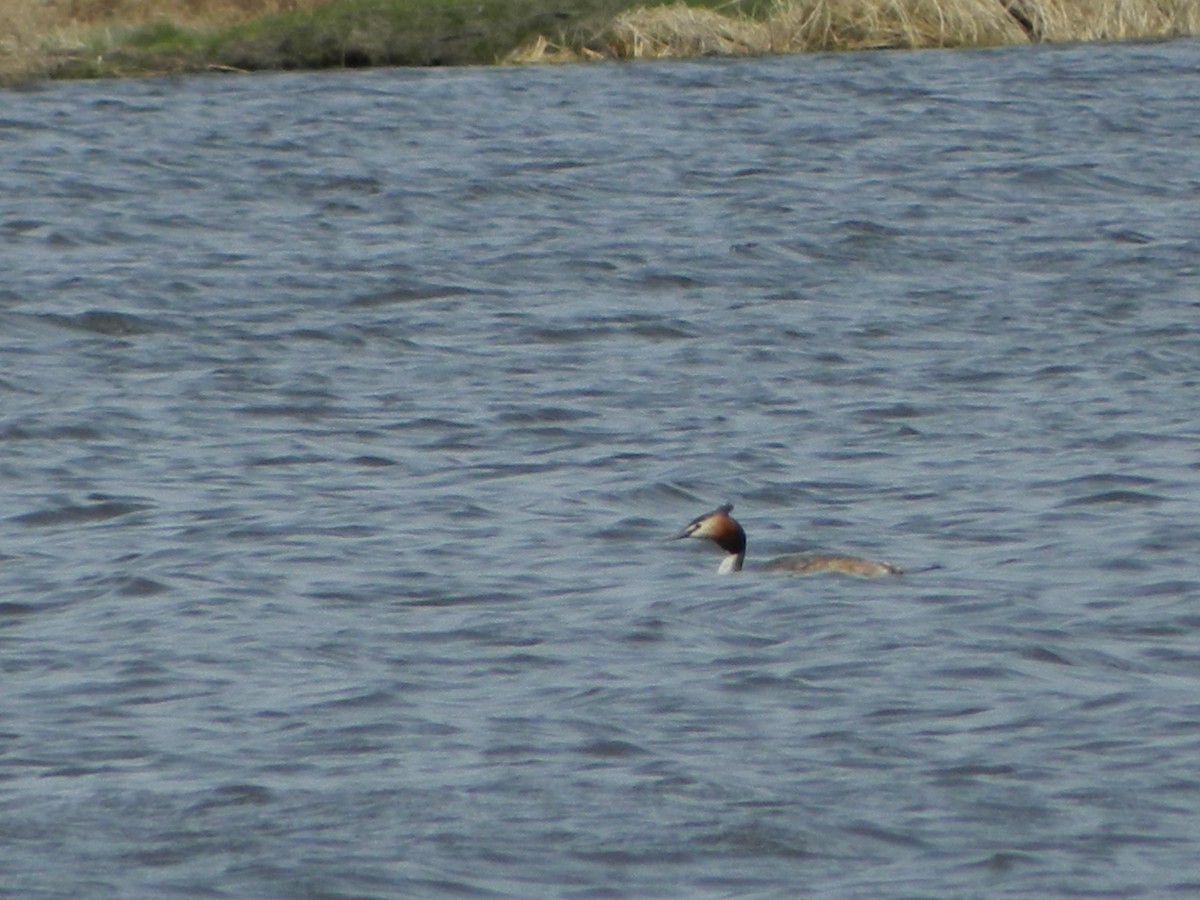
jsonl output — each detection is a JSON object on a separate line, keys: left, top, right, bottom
{"left": 3, "top": 38, "right": 1200, "bottom": 897}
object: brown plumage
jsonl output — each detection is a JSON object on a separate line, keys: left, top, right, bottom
{"left": 765, "top": 554, "right": 901, "bottom": 577}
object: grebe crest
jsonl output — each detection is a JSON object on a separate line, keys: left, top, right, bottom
{"left": 671, "top": 503, "right": 901, "bottom": 577}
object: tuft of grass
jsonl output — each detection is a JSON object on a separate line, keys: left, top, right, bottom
{"left": 1033, "top": 0, "right": 1200, "bottom": 40}
{"left": 763, "top": 0, "right": 1029, "bottom": 52}
{"left": 1, "top": 1, "right": 70, "bottom": 83}
{"left": 604, "top": 4, "right": 773, "bottom": 58}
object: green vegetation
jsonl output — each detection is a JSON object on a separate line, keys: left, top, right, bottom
{"left": 212, "top": 0, "right": 628, "bottom": 69}
{"left": 41, "top": 0, "right": 651, "bottom": 78}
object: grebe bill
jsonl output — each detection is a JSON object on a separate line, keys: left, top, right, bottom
{"left": 671, "top": 503, "right": 901, "bottom": 577}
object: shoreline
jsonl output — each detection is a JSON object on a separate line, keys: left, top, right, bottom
{"left": 3, "top": 0, "right": 1198, "bottom": 85}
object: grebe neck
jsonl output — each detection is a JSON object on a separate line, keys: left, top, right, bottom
{"left": 718, "top": 550, "right": 745, "bottom": 574}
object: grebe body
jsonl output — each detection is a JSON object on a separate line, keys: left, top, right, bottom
{"left": 671, "top": 503, "right": 900, "bottom": 577}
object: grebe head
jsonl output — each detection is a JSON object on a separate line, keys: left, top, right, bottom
{"left": 671, "top": 503, "right": 746, "bottom": 574}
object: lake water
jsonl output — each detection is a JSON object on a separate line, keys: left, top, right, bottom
{"left": 3, "top": 37, "right": 1200, "bottom": 897}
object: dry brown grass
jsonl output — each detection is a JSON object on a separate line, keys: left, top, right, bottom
{"left": 606, "top": 4, "right": 773, "bottom": 58}
{"left": 504, "top": 33, "right": 608, "bottom": 63}
{"left": 764, "top": 0, "right": 1028, "bottom": 50}
{"left": 513, "top": 0, "right": 1200, "bottom": 62}
{"left": 1, "top": 2, "right": 60, "bottom": 80}
{"left": 1032, "top": 0, "right": 1200, "bottom": 40}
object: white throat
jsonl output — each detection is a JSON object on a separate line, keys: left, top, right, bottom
{"left": 717, "top": 553, "right": 744, "bottom": 574}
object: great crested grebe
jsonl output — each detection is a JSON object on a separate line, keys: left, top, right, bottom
{"left": 671, "top": 503, "right": 902, "bottom": 576}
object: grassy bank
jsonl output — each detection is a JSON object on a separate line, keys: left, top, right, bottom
{"left": 1, "top": 0, "right": 647, "bottom": 79}
{"left": 2, "top": 0, "right": 1198, "bottom": 83}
